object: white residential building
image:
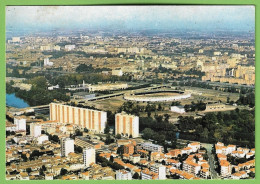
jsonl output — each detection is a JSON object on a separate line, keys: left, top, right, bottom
{"left": 142, "top": 143, "right": 163, "bottom": 153}
{"left": 83, "top": 148, "right": 95, "bottom": 167}
{"left": 61, "top": 138, "right": 74, "bottom": 156}
{"left": 141, "top": 169, "right": 158, "bottom": 180}
{"left": 14, "top": 117, "right": 26, "bottom": 131}
{"left": 37, "top": 135, "right": 49, "bottom": 144}
{"left": 183, "top": 160, "right": 201, "bottom": 175}
{"left": 220, "top": 160, "right": 231, "bottom": 178}
{"left": 116, "top": 170, "right": 132, "bottom": 180}
{"left": 150, "top": 164, "right": 166, "bottom": 180}
{"left": 187, "top": 142, "right": 201, "bottom": 153}
{"left": 30, "top": 123, "right": 41, "bottom": 137}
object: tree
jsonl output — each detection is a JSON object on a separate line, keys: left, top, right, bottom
{"left": 232, "top": 167, "right": 236, "bottom": 174}
{"left": 104, "top": 124, "right": 110, "bottom": 134}
{"left": 26, "top": 168, "right": 32, "bottom": 174}
{"left": 117, "top": 146, "right": 124, "bottom": 155}
{"left": 42, "top": 165, "right": 47, "bottom": 171}
{"left": 158, "top": 104, "right": 162, "bottom": 111}
{"left": 60, "top": 168, "right": 68, "bottom": 176}
{"left": 101, "top": 162, "right": 107, "bottom": 167}
{"left": 142, "top": 128, "right": 154, "bottom": 140}
{"left": 109, "top": 156, "right": 114, "bottom": 162}
{"left": 162, "top": 160, "right": 166, "bottom": 165}
{"left": 52, "top": 135, "right": 60, "bottom": 143}
{"left": 30, "top": 76, "right": 48, "bottom": 89}
{"left": 115, "top": 134, "right": 121, "bottom": 139}
{"left": 132, "top": 172, "right": 140, "bottom": 179}
{"left": 75, "top": 129, "right": 83, "bottom": 136}
{"left": 21, "top": 154, "right": 27, "bottom": 162}
{"left": 164, "top": 114, "right": 170, "bottom": 123}
{"left": 227, "top": 97, "right": 230, "bottom": 103}
{"left": 105, "top": 134, "right": 114, "bottom": 145}
{"left": 249, "top": 172, "right": 255, "bottom": 178}
{"left": 75, "top": 145, "right": 83, "bottom": 153}
{"left": 201, "top": 128, "right": 209, "bottom": 140}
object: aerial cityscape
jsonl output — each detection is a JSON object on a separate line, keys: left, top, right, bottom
{"left": 5, "top": 6, "right": 255, "bottom": 180}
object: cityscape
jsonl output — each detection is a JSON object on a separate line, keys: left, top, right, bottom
{"left": 5, "top": 6, "right": 255, "bottom": 180}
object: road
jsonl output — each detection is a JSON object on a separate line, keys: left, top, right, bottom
{"left": 201, "top": 143, "right": 220, "bottom": 179}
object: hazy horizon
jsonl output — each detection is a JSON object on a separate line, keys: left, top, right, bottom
{"left": 6, "top": 5, "right": 255, "bottom": 36}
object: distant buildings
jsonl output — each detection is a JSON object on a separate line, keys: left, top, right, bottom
{"left": 40, "top": 45, "right": 52, "bottom": 51}
{"left": 83, "top": 148, "right": 95, "bottom": 167}
{"left": 49, "top": 103, "right": 107, "bottom": 133}
{"left": 61, "top": 138, "right": 74, "bottom": 156}
{"left": 112, "top": 69, "right": 123, "bottom": 76}
{"left": 65, "top": 45, "right": 75, "bottom": 51}
{"left": 206, "top": 103, "right": 225, "bottom": 111}
{"left": 170, "top": 106, "right": 185, "bottom": 114}
{"left": 115, "top": 112, "right": 139, "bottom": 138}
{"left": 88, "top": 83, "right": 127, "bottom": 92}
{"left": 10, "top": 37, "right": 21, "bottom": 43}
{"left": 44, "top": 58, "right": 53, "bottom": 66}
{"left": 73, "top": 92, "right": 95, "bottom": 100}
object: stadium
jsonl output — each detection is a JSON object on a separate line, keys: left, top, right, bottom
{"left": 124, "top": 89, "right": 191, "bottom": 102}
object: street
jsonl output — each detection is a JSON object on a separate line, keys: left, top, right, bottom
{"left": 201, "top": 143, "right": 220, "bottom": 179}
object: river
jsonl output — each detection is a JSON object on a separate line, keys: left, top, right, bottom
{"left": 6, "top": 93, "right": 29, "bottom": 108}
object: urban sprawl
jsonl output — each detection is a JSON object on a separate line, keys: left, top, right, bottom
{"left": 6, "top": 30, "right": 255, "bottom": 180}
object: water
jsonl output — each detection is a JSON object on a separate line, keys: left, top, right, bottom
{"left": 6, "top": 93, "right": 29, "bottom": 108}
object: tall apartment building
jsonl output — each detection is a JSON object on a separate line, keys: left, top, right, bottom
{"left": 115, "top": 112, "right": 139, "bottom": 138}
{"left": 61, "top": 138, "right": 74, "bottom": 157}
{"left": 49, "top": 103, "right": 107, "bottom": 133}
{"left": 83, "top": 148, "right": 95, "bottom": 167}
{"left": 14, "top": 116, "right": 26, "bottom": 131}
{"left": 30, "top": 123, "right": 41, "bottom": 137}
{"left": 150, "top": 164, "right": 166, "bottom": 180}
{"left": 116, "top": 170, "right": 132, "bottom": 180}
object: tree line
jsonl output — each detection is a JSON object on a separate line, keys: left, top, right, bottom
{"left": 178, "top": 109, "right": 255, "bottom": 148}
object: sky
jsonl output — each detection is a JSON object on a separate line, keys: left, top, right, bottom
{"left": 6, "top": 6, "right": 255, "bottom": 33}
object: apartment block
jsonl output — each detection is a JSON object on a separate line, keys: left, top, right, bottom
{"left": 49, "top": 103, "right": 107, "bottom": 133}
